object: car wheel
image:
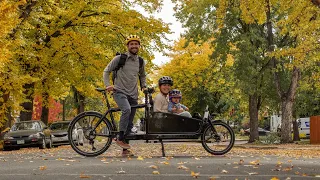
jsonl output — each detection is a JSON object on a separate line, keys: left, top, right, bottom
{"left": 46, "top": 138, "right": 52, "bottom": 149}
{"left": 39, "top": 138, "right": 46, "bottom": 149}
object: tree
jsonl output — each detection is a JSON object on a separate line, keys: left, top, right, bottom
{"left": 0, "top": 0, "right": 26, "bottom": 130}
{"left": 173, "top": 0, "right": 275, "bottom": 142}
{"left": 173, "top": 0, "right": 320, "bottom": 143}
{"left": 1, "top": 0, "right": 170, "bottom": 124}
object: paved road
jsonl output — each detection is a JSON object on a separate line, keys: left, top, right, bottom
{"left": 0, "top": 143, "right": 319, "bottom": 180}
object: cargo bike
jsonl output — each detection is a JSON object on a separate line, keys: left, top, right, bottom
{"left": 68, "top": 87, "right": 235, "bottom": 157}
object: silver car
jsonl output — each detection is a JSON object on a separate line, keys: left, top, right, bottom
{"left": 50, "top": 121, "right": 84, "bottom": 146}
{"left": 3, "top": 121, "right": 52, "bottom": 150}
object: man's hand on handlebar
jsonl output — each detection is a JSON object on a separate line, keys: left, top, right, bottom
{"left": 143, "top": 87, "right": 155, "bottom": 94}
{"left": 105, "top": 85, "right": 114, "bottom": 92}
{"left": 142, "top": 87, "right": 148, "bottom": 93}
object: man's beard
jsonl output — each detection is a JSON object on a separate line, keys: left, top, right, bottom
{"left": 129, "top": 48, "right": 138, "bottom": 55}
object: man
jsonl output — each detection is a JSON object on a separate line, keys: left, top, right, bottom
{"left": 103, "top": 35, "right": 146, "bottom": 157}
{"left": 153, "top": 76, "right": 173, "bottom": 113}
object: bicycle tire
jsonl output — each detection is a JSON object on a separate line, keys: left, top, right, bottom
{"left": 201, "top": 121, "right": 235, "bottom": 155}
{"left": 68, "top": 111, "right": 113, "bottom": 157}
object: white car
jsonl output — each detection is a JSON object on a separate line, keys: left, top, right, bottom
{"left": 50, "top": 121, "right": 84, "bottom": 146}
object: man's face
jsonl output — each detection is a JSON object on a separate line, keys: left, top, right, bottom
{"left": 127, "top": 41, "right": 140, "bottom": 55}
{"left": 160, "top": 84, "right": 171, "bottom": 95}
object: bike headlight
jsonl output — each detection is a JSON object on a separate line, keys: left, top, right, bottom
{"left": 4, "top": 134, "right": 13, "bottom": 140}
{"left": 29, "top": 133, "right": 41, "bottom": 138}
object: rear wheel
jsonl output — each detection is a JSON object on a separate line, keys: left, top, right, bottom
{"left": 68, "top": 111, "right": 113, "bottom": 157}
{"left": 201, "top": 121, "right": 235, "bottom": 155}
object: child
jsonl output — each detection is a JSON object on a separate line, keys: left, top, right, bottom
{"left": 168, "top": 89, "right": 192, "bottom": 117}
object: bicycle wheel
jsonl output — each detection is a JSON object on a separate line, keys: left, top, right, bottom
{"left": 201, "top": 121, "right": 235, "bottom": 155}
{"left": 68, "top": 111, "right": 113, "bottom": 157}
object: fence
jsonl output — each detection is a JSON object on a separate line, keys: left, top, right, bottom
{"left": 310, "top": 116, "right": 320, "bottom": 144}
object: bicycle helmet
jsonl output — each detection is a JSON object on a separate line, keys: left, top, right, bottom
{"left": 125, "top": 35, "right": 141, "bottom": 45}
{"left": 169, "top": 89, "right": 182, "bottom": 100}
{"left": 158, "top": 76, "right": 173, "bottom": 86}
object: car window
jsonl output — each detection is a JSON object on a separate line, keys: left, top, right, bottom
{"left": 50, "top": 123, "right": 69, "bottom": 130}
{"left": 11, "top": 122, "right": 41, "bottom": 131}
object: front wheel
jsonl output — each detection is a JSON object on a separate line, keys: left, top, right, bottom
{"left": 68, "top": 111, "right": 113, "bottom": 157}
{"left": 201, "top": 121, "right": 235, "bottom": 155}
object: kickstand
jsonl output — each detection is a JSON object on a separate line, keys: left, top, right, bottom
{"left": 159, "top": 139, "right": 165, "bottom": 157}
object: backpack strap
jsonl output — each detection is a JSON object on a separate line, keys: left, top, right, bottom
{"left": 138, "top": 57, "right": 143, "bottom": 70}
{"left": 112, "top": 54, "right": 127, "bottom": 85}
{"left": 115, "top": 54, "right": 128, "bottom": 71}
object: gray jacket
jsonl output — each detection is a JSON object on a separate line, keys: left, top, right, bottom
{"left": 103, "top": 52, "right": 146, "bottom": 99}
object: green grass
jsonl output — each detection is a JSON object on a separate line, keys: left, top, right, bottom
{"left": 294, "top": 139, "right": 310, "bottom": 145}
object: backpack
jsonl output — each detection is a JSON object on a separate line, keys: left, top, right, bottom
{"left": 112, "top": 52, "right": 144, "bottom": 86}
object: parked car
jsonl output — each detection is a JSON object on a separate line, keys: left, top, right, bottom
{"left": 3, "top": 120, "right": 52, "bottom": 150}
{"left": 50, "top": 121, "right": 84, "bottom": 146}
{"left": 244, "top": 127, "right": 270, "bottom": 136}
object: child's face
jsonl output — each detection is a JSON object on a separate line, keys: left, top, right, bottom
{"left": 171, "top": 97, "right": 180, "bottom": 103}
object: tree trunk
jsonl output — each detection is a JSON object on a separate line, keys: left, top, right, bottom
{"left": 72, "top": 86, "right": 85, "bottom": 114}
{"left": 41, "top": 92, "right": 49, "bottom": 125}
{"left": 292, "top": 119, "right": 300, "bottom": 141}
{"left": 279, "top": 67, "right": 300, "bottom": 143}
{"left": 62, "top": 99, "right": 66, "bottom": 121}
{"left": 280, "top": 100, "right": 293, "bottom": 143}
{"left": 0, "top": 90, "right": 10, "bottom": 132}
{"left": 78, "top": 93, "right": 85, "bottom": 114}
{"left": 248, "top": 94, "right": 260, "bottom": 143}
{"left": 20, "top": 83, "right": 35, "bottom": 121}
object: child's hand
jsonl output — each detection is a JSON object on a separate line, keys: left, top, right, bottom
{"left": 177, "top": 108, "right": 184, "bottom": 113}
{"left": 172, "top": 107, "right": 177, "bottom": 112}
{"left": 185, "top": 107, "right": 189, "bottom": 111}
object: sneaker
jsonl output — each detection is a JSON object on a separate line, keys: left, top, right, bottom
{"left": 122, "top": 149, "right": 134, "bottom": 157}
{"left": 116, "top": 140, "right": 131, "bottom": 149}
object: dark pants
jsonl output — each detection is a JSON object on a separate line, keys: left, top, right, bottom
{"left": 113, "top": 91, "right": 138, "bottom": 141}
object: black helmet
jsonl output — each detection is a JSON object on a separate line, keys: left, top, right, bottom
{"left": 158, "top": 76, "right": 173, "bottom": 86}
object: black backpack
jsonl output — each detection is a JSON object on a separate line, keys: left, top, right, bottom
{"left": 112, "top": 52, "right": 144, "bottom": 86}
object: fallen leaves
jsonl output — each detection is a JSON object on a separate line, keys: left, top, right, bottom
{"left": 149, "top": 165, "right": 158, "bottom": 169}
{"left": 177, "top": 165, "right": 189, "bottom": 170}
{"left": 190, "top": 171, "right": 200, "bottom": 178}
{"left": 221, "top": 169, "right": 228, "bottom": 174}
{"left": 137, "top": 156, "right": 144, "bottom": 161}
{"left": 79, "top": 173, "right": 90, "bottom": 178}
{"left": 250, "top": 160, "right": 260, "bottom": 165}
{"left": 39, "top": 166, "right": 47, "bottom": 170}
{"left": 152, "top": 171, "right": 160, "bottom": 174}
{"left": 270, "top": 177, "right": 280, "bottom": 180}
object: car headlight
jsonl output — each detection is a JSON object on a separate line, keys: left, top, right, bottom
{"left": 29, "top": 133, "right": 41, "bottom": 138}
{"left": 4, "top": 134, "right": 13, "bottom": 140}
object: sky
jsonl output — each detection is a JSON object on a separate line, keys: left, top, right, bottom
{"left": 142, "top": 0, "right": 185, "bottom": 66}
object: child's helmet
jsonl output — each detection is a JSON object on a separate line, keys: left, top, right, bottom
{"left": 158, "top": 76, "right": 173, "bottom": 86}
{"left": 169, "top": 89, "right": 182, "bottom": 100}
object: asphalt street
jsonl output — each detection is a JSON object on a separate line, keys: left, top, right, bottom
{"left": 0, "top": 142, "right": 319, "bottom": 180}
